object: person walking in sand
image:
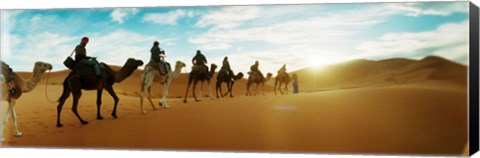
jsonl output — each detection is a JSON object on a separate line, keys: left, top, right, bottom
{"left": 292, "top": 73, "right": 299, "bottom": 94}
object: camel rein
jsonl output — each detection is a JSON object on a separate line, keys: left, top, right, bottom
{"left": 44, "top": 70, "right": 57, "bottom": 104}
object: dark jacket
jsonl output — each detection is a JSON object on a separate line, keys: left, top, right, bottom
{"left": 74, "top": 43, "right": 87, "bottom": 61}
{"left": 192, "top": 53, "right": 207, "bottom": 65}
{"left": 150, "top": 46, "right": 165, "bottom": 62}
{"left": 222, "top": 60, "right": 231, "bottom": 70}
{"left": 278, "top": 65, "right": 287, "bottom": 73}
{"left": 250, "top": 63, "right": 259, "bottom": 72}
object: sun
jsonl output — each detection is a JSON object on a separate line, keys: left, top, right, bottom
{"left": 308, "top": 56, "right": 325, "bottom": 70}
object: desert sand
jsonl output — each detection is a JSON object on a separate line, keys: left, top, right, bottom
{"left": 0, "top": 56, "right": 468, "bottom": 156}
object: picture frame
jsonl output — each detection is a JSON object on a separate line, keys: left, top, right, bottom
{"left": 1, "top": 0, "right": 479, "bottom": 157}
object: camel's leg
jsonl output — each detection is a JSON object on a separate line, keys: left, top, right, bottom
{"left": 279, "top": 83, "right": 284, "bottom": 95}
{"left": 11, "top": 103, "right": 22, "bottom": 137}
{"left": 274, "top": 80, "right": 278, "bottom": 95}
{"left": 72, "top": 91, "right": 88, "bottom": 125}
{"left": 216, "top": 81, "right": 221, "bottom": 98}
{"left": 106, "top": 86, "right": 120, "bottom": 118}
{"left": 96, "top": 88, "right": 104, "bottom": 120}
{"left": 57, "top": 81, "right": 71, "bottom": 128}
{"left": 1, "top": 100, "right": 13, "bottom": 141}
{"left": 228, "top": 81, "right": 235, "bottom": 97}
{"left": 255, "top": 83, "right": 260, "bottom": 96}
{"left": 140, "top": 82, "right": 148, "bottom": 114}
{"left": 183, "top": 78, "right": 192, "bottom": 103}
{"left": 261, "top": 83, "right": 266, "bottom": 96}
{"left": 0, "top": 100, "right": 9, "bottom": 141}
{"left": 208, "top": 80, "right": 213, "bottom": 100}
{"left": 3, "top": 100, "right": 13, "bottom": 126}
{"left": 160, "top": 77, "right": 171, "bottom": 108}
{"left": 146, "top": 87, "right": 155, "bottom": 110}
{"left": 57, "top": 92, "right": 70, "bottom": 128}
{"left": 0, "top": 99, "right": 21, "bottom": 138}
{"left": 222, "top": 81, "right": 231, "bottom": 97}
{"left": 221, "top": 82, "right": 228, "bottom": 97}
{"left": 223, "top": 82, "right": 229, "bottom": 97}
{"left": 199, "top": 80, "right": 204, "bottom": 101}
{"left": 246, "top": 82, "right": 251, "bottom": 96}
{"left": 193, "top": 80, "right": 199, "bottom": 102}
{"left": 140, "top": 77, "right": 149, "bottom": 114}
{"left": 284, "top": 83, "right": 289, "bottom": 95}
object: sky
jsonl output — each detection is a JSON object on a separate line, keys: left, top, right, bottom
{"left": 0, "top": 1, "right": 470, "bottom": 74}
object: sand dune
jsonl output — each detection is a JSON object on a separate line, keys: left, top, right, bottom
{"left": 1, "top": 56, "right": 468, "bottom": 156}
{"left": 283, "top": 56, "right": 467, "bottom": 92}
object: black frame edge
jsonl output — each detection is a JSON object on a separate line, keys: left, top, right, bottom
{"left": 470, "top": 1, "right": 480, "bottom": 156}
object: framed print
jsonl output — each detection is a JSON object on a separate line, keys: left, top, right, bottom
{"left": 1, "top": 0, "right": 479, "bottom": 157}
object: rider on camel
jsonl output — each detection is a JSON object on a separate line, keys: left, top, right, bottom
{"left": 74, "top": 37, "right": 101, "bottom": 79}
{"left": 192, "top": 50, "right": 208, "bottom": 73}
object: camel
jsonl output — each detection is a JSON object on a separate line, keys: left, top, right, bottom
{"left": 183, "top": 64, "right": 217, "bottom": 103}
{"left": 215, "top": 70, "right": 244, "bottom": 98}
{"left": 56, "top": 58, "right": 143, "bottom": 127}
{"left": 140, "top": 61, "right": 186, "bottom": 114}
{"left": 246, "top": 72, "right": 273, "bottom": 96}
{"left": 274, "top": 71, "right": 291, "bottom": 95}
{"left": 1, "top": 61, "right": 52, "bottom": 141}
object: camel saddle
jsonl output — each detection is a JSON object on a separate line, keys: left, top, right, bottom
{"left": 72, "top": 60, "right": 106, "bottom": 77}
{"left": 218, "top": 68, "right": 229, "bottom": 76}
{"left": 146, "top": 60, "right": 170, "bottom": 75}
{"left": 249, "top": 71, "right": 263, "bottom": 81}
{"left": 192, "top": 65, "right": 209, "bottom": 76}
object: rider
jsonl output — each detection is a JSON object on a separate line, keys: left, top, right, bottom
{"left": 150, "top": 41, "right": 169, "bottom": 75}
{"left": 192, "top": 50, "right": 208, "bottom": 72}
{"left": 250, "top": 60, "right": 263, "bottom": 78}
{"left": 221, "top": 56, "right": 234, "bottom": 77}
{"left": 1, "top": 60, "right": 17, "bottom": 94}
{"left": 278, "top": 64, "right": 287, "bottom": 74}
{"left": 74, "top": 37, "right": 101, "bottom": 78}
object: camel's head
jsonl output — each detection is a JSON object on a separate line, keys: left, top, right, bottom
{"left": 35, "top": 61, "right": 53, "bottom": 72}
{"left": 266, "top": 73, "right": 273, "bottom": 79}
{"left": 210, "top": 63, "right": 217, "bottom": 70}
{"left": 235, "top": 72, "right": 244, "bottom": 80}
{"left": 175, "top": 61, "right": 186, "bottom": 69}
{"left": 126, "top": 58, "right": 144, "bottom": 68}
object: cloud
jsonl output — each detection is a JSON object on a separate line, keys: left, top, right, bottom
{"left": 205, "top": 45, "right": 360, "bottom": 76}
{"left": 195, "top": 6, "right": 262, "bottom": 29}
{"left": 388, "top": 2, "right": 468, "bottom": 17}
{"left": 2, "top": 30, "right": 177, "bottom": 71}
{"left": 142, "top": 9, "right": 189, "bottom": 25}
{"left": 357, "top": 21, "right": 468, "bottom": 64}
{"left": 189, "top": 5, "right": 391, "bottom": 51}
{"left": 1, "top": 10, "right": 24, "bottom": 58}
{"left": 1, "top": 32, "right": 77, "bottom": 71}
{"left": 86, "top": 30, "right": 177, "bottom": 68}
{"left": 199, "top": 43, "right": 231, "bottom": 51}
{"left": 110, "top": 8, "right": 139, "bottom": 24}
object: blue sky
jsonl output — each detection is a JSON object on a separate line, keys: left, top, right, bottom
{"left": 0, "top": 2, "right": 469, "bottom": 73}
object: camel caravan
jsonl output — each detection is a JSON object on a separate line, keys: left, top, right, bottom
{"left": 1, "top": 37, "right": 298, "bottom": 141}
